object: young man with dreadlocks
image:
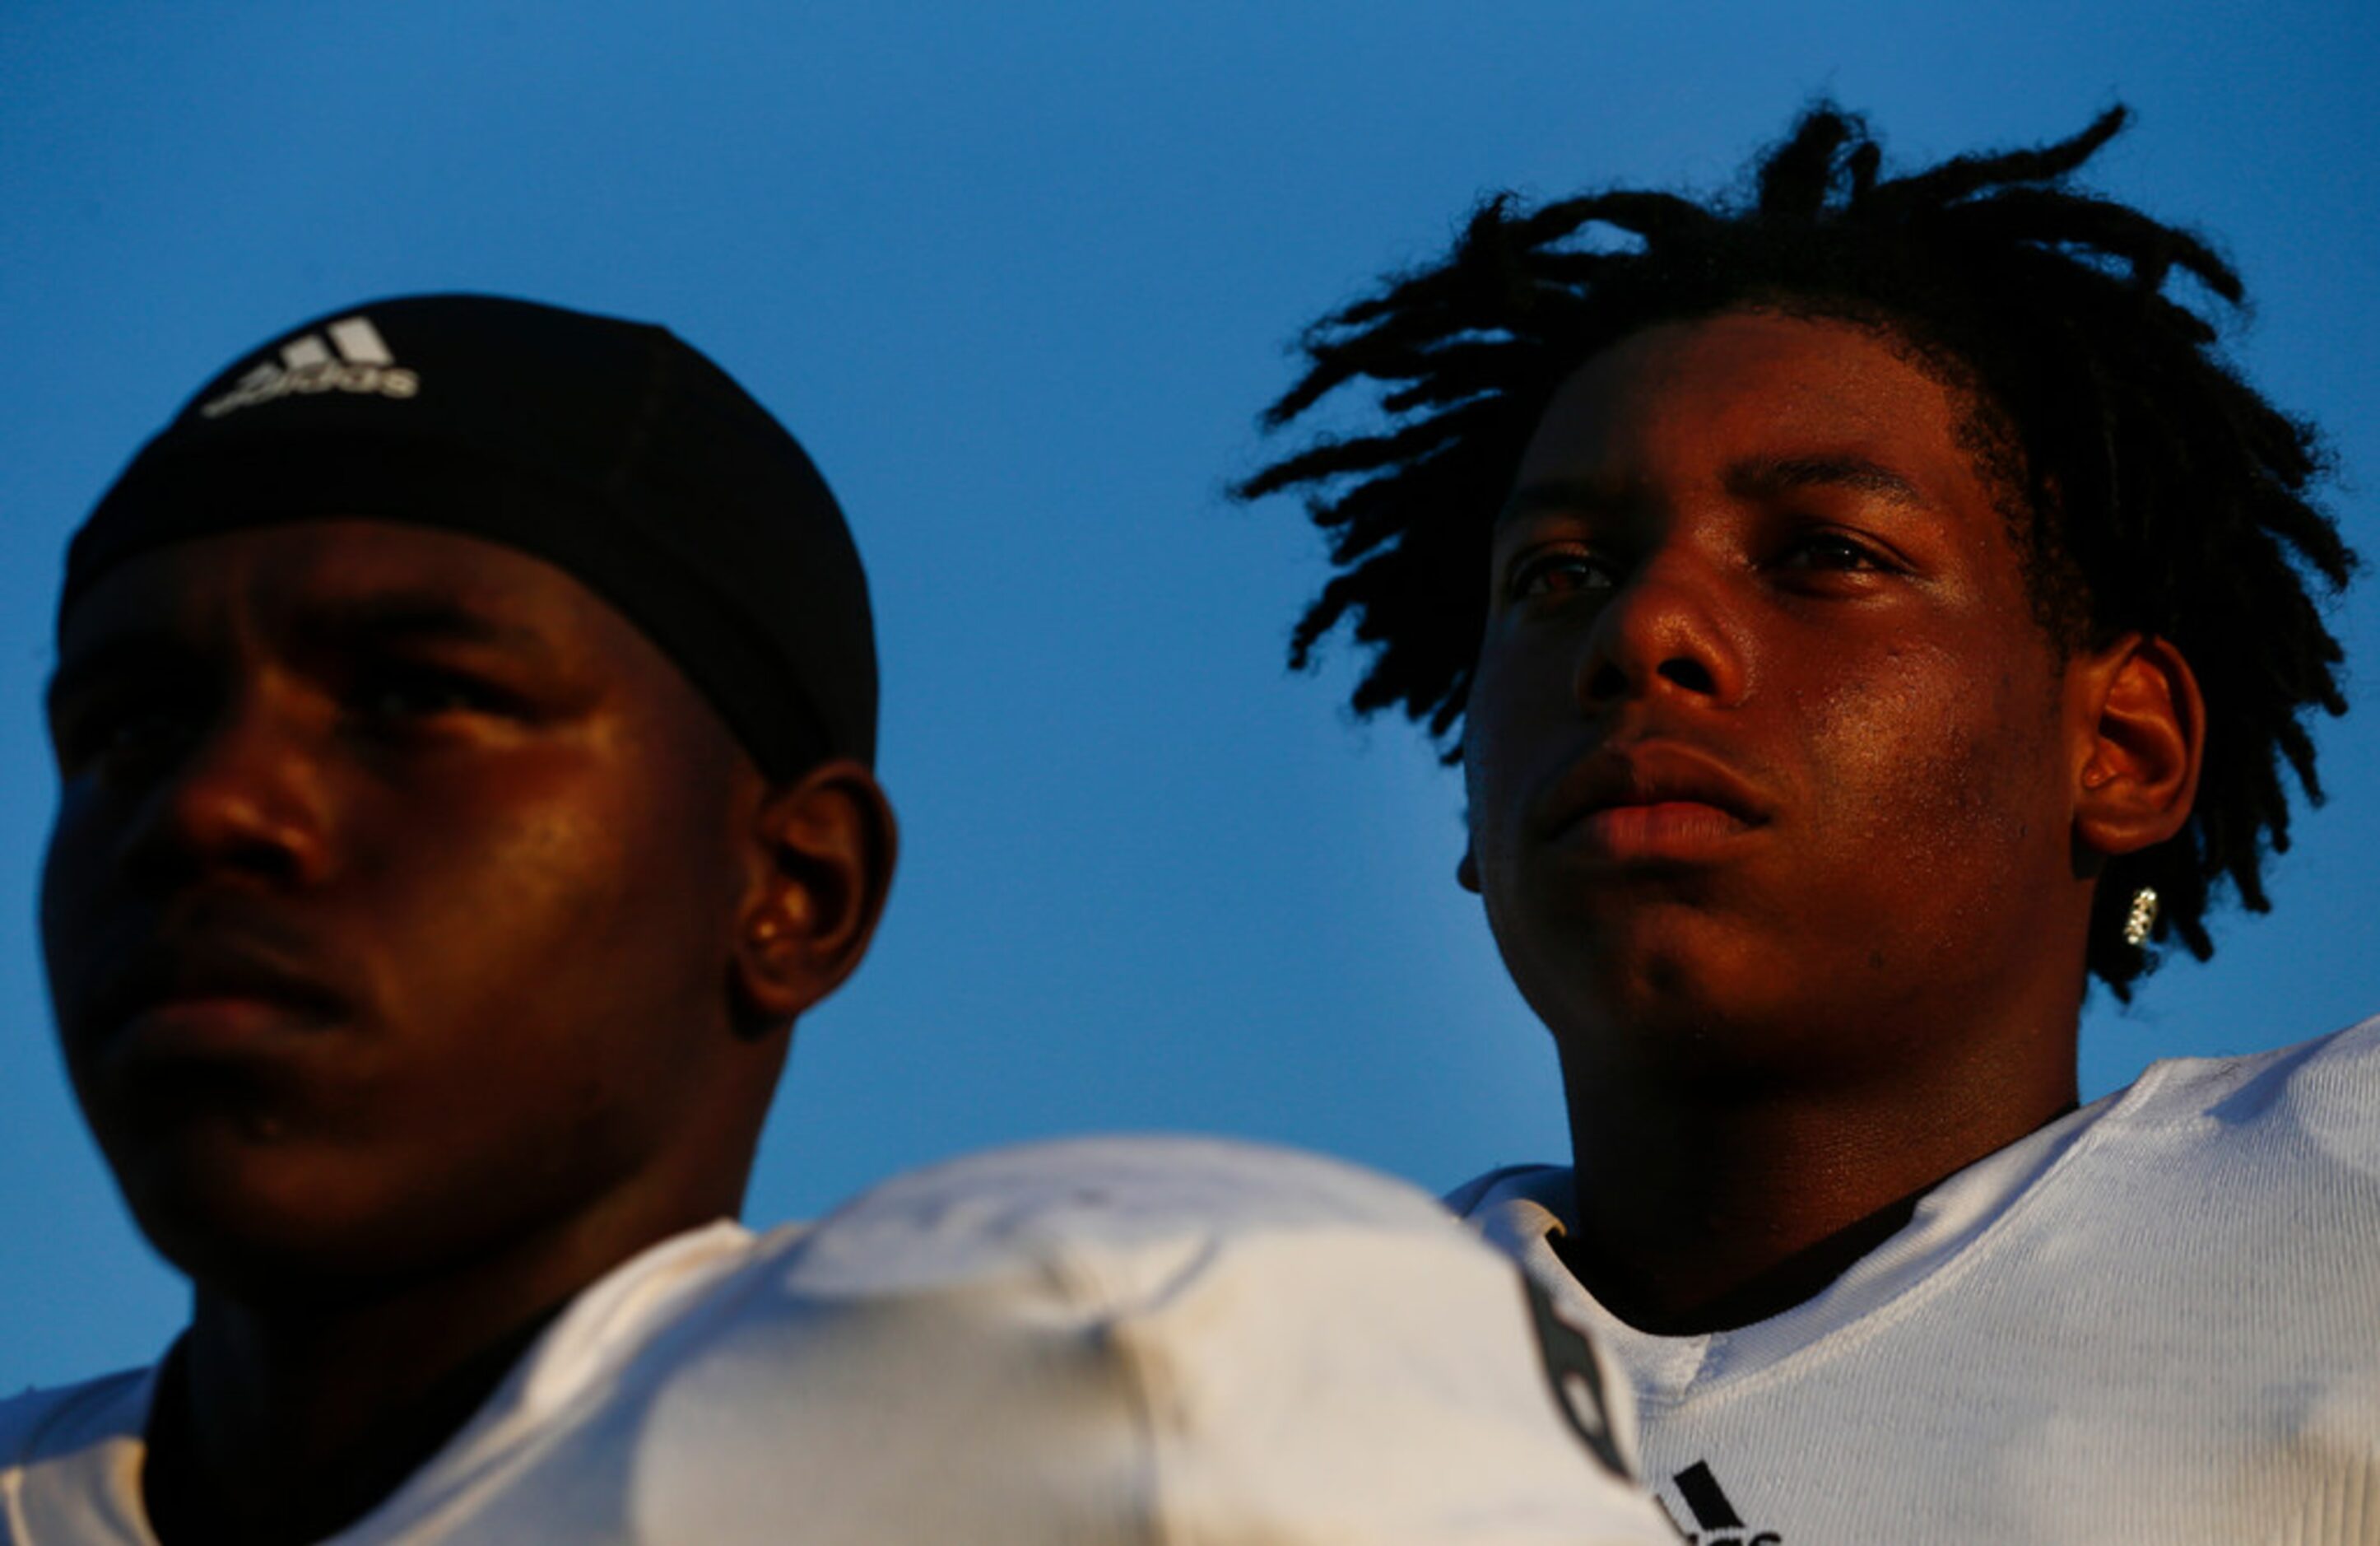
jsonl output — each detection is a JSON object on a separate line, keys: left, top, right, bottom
{"left": 1242, "top": 107, "right": 2375, "bottom": 1540}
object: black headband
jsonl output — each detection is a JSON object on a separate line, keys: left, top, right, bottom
{"left": 64, "top": 294, "right": 876, "bottom": 776}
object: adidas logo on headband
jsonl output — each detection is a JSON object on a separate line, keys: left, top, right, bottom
{"left": 77, "top": 293, "right": 879, "bottom": 775}
{"left": 200, "top": 314, "right": 419, "bottom": 420}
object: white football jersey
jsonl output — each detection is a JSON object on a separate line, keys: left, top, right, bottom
{"left": 1452, "top": 1016, "right": 2380, "bottom": 1544}
{"left": 2, "top": 1136, "right": 1676, "bottom": 1544}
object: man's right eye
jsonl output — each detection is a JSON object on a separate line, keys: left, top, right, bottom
{"left": 53, "top": 698, "right": 195, "bottom": 774}
{"left": 1504, "top": 545, "right": 1618, "bottom": 602}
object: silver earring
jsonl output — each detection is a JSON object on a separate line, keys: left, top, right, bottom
{"left": 2122, "top": 887, "right": 2159, "bottom": 948}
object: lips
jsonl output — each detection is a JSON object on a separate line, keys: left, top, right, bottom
{"left": 1536, "top": 740, "right": 1774, "bottom": 854}
{"left": 72, "top": 934, "right": 351, "bottom": 1059}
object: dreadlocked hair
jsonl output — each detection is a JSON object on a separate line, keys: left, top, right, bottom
{"left": 1235, "top": 105, "right": 2356, "bottom": 998}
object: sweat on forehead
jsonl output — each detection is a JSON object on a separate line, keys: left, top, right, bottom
{"left": 64, "top": 293, "right": 879, "bottom": 780}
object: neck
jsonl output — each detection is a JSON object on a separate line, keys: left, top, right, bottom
{"left": 1556, "top": 1001, "right": 2079, "bottom": 1334}
{"left": 143, "top": 1179, "right": 744, "bottom": 1546}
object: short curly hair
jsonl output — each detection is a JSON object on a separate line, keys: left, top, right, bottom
{"left": 1236, "top": 105, "right": 2356, "bottom": 996}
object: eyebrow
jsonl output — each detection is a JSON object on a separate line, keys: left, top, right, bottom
{"left": 48, "top": 594, "right": 560, "bottom": 715}
{"left": 1722, "top": 454, "right": 1927, "bottom": 508}
{"left": 1499, "top": 454, "right": 1929, "bottom": 528}
{"left": 291, "top": 593, "right": 560, "bottom": 661}
{"left": 1496, "top": 477, "right": 1636, "bottom": 525}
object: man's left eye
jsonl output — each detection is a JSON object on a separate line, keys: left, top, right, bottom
{"left": 1778, "top": 533, "right": 1888, "bottom": 572}
{"left": 356, "top": 667, "right": 509, "bottom": 720}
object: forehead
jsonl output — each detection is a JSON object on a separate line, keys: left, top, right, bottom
{"left": 1513, "top": 310, "right": 1999, "bottom": 508}
{"left": 59, "top": 519, "right": 630, "bottom": 657}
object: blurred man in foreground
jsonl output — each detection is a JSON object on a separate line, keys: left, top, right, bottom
{"left": 4, "top": 295, "right": 1675, "bottom": 1544}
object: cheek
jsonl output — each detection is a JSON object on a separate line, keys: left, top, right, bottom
{"left": 378, "top": 770, "right": 625, "bottom": 930}
{"left": 37, "top": 803, "right": 89, "bottom": 991}
{"left": 358, "top": 752, "right": 731, "bottom": 1027}
{"left": 1801, "top": 643, "right": 2064, "bottom": 896}
{"left": 333, "top": 755, "right": 741, "bottom": 1191}
{"left": 1462, "top": 645, "right": 1558, "bottom": 832}
{"left": 40, "top": 779, "right": 127, "bottom": 946}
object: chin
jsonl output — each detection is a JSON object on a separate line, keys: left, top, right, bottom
{"left": 109, "top": 1129, "right": 436, "bottom": 1302}
{"left": 1507, "top": 920, "right": 1822, "bottom": 1082}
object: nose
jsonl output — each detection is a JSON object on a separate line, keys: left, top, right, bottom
{"left": 117, "top": 683, "right": 333, "bottom": 891}
{"left": 1572, "top": 548, "right": 1745, "bottom": 713}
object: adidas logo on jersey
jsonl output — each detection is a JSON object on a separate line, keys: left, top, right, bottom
{"left": 1662, "top": 1460, "right": 1782, "bottom": 1545}
{"left": 199, "top": 315, "right": 418, "bottom": 420}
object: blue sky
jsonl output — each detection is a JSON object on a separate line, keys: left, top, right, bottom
{"left": 3, "top": 0, "right": 2375, "bottom": 1387}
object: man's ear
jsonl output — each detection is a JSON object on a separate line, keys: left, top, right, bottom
{"left": 732, "top": 760, "right": 898, "bottom": 1033}
{"left": 2071, "top": 632, "right": 2204, "bottom": 863}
